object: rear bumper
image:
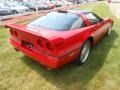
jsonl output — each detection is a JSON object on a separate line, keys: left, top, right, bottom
{"left": 10, "top": 38, "right": 80, "bottom": 69}
{"left": 10, "top": 38, "right": 62, "bottom": 69}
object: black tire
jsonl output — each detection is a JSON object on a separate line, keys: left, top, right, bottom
{"left": 12, "top": 10, "right": 18, "bottom": 14}
{"left": 30, "top": 8, "right": 36, "bottom": 11}
{"left": 75, "top": 40, "right": 91, "bottom": 65}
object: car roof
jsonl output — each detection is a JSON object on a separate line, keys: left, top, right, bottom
{"left": 57, "top": 9, "right": 91, "bottom": 15}
{"left": 68, "top": 10, "right": 92, "bottom": 15}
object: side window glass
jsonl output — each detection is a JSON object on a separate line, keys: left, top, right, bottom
{"left": 85, "top": 13, "right": 101, "bottom": 25}
{"left": 70, "top": 17, "right": 86, "bottom": 29}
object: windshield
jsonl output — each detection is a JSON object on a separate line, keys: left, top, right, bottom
{"left": 24, "top": 2, "right": 35, "bottom": 6}
{"left": 5, "top": 3, "right": 20, "bottom": 7}
{"left": 28, "top": 12, "right": 79, "bottom": 31}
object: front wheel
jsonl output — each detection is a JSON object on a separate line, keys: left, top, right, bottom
{"left": 75, "top": 40, "right": 91, "bottom": 65}
{"left": 12, "top": 10, "right": 18, "bottom": 14}
{"left": 107, "top": 25, "right": 112, "bottom": 35}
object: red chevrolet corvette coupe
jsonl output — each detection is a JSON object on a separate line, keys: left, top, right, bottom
{"left": 6, "top": 10, "right": 113, "bottom": 69}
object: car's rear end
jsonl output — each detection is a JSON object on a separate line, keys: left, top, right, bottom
{"left": 6, "top": 11, "right": 91, "bottom": 69}
{"left": 6, "top": 24, "right": 80, "bottom": 69}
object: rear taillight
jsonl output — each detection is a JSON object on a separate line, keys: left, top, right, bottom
{"left": 37, "top": 39, "right": 44, "bottom": 48}
{"left": 14, "top": 31, "right": 18, "bottom": 37}
{"left": 10, "top": 29, "right": 14, "bottom": 35}
{"left": 46, "top": 42, "right": 54, "bottom": 51}
{"left": 10, "top": 29, "right": 18, "bottom": 37}
{"left": 37, "top": 38, "right": 54, "bottom": 51}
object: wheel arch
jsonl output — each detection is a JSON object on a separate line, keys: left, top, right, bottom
{"left": 86, "top": 36, "right": 94, "bottom": 46}
{"left": 12, "top": 10, "right": 18, "bottom": 14}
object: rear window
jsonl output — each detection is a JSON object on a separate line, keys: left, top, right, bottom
{"left": 85, "top": 13, "right": 102, "bottom": 25}
{"left": 27, "top": 12, "right": 79, "bottom": 31}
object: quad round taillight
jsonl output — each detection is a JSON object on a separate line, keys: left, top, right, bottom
{"left": 10, "top": 29, "right": 14, "bottom": 35}
{"left": 14, "top": 31, "right": 18, "bottom": 37}
{"left": 46, "top": 42, "right": 54, "bottom": 51}
{"left": 37, "top": 39, "right": 43, "bottom": 47}
{"left": 37, "top": 38, "right": 54, "bottom": 51}
{"left": 10, "top": 29, "right": 18, "bottom": 37}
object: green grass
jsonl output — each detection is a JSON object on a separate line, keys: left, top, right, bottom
{"left": 0, "top": 2, "right": 120, "bottom": 90}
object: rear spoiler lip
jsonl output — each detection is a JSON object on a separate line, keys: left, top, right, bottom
{"left": 5, "top": 23, "right": 42, "bottom": 37}
{"left": 6, "top": 23, "right": 65, "bottom": 46}
{"left": 5, "top": 24, "right": 13, "bottom": 28}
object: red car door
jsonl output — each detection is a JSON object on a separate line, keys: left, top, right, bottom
{"left": 92, "top": 21, "right": 110, "bottom": 44}
{"left": 84, "top": 12, "right": 110, "bottom": 44}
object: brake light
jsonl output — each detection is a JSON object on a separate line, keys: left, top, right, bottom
{"left": 46, "top": 42, "right": 54, "bottom": 51}
{"left": 10, "top": 29, "right": 18, "bottom": 37}
{"left": 14, "top": 31, "right": 18, "bottom": 37}
{"left": 37, "top": 38, "right": 54, "bottom": 51}
{"left": 37, "top": 39, "right": 43, "bottom": 47}
{"left": 10, "top": 29, "right": 14, "bottom": 35}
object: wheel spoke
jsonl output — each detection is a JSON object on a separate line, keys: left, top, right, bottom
{"left": 80, "top": 41, "right": 91, "bottom": 63}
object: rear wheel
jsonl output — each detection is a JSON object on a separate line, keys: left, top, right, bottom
{"left": 75, "top": 40, "right": 91, "bottom": 65}
{"left": 107, "top": 25, "right": 112, "bottom": 35}
{"left": 30, "top": 8, "right": 36, "bottom": 11}
{"left": 12, "top": 10, "right": 18, "bottom": 14}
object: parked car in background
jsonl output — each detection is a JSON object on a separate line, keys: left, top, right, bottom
{"left": 87, "top": 0, "right": 98, "bottom": 2}
{"left": 22, "top": 2, "right": 37, "bottom": 11}
{"left": 48, "top": 3, "right": 56, "bottom": 9}
{"left": 51, "top": 1, "right": 63, "bottom": 7}
{"left": 43, "top": 1, "right": 56, "bottom": 9}
{"left": 0, "top": 4, "right": 12, "bottom": 16}
{"left": 37, "top": 2, "right": 50, "bottom": 10}
{"left": 62, "top": 1, "right": 74, "bottom": 5}
{"left": 77, "top": 0, "right": 87, "bottom": 4}
{"left": 4, "top": 2, "right": 29, "bottom": 14}
{"left": 111, "top": 0, "right": 120, "bottom": 3}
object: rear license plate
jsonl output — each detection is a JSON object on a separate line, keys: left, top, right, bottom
{"left": 21, "top": 40, "right": 33, "bottom": 49}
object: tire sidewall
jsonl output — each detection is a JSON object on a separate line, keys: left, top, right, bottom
{"left": 107, "top": 25, "right": 112, "bottom": 35}
{"left": 75, "top": 40, "right": 91, "bottom": 65}
{"left": 12, "top": 10, "right": 18, "bottom": 14}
